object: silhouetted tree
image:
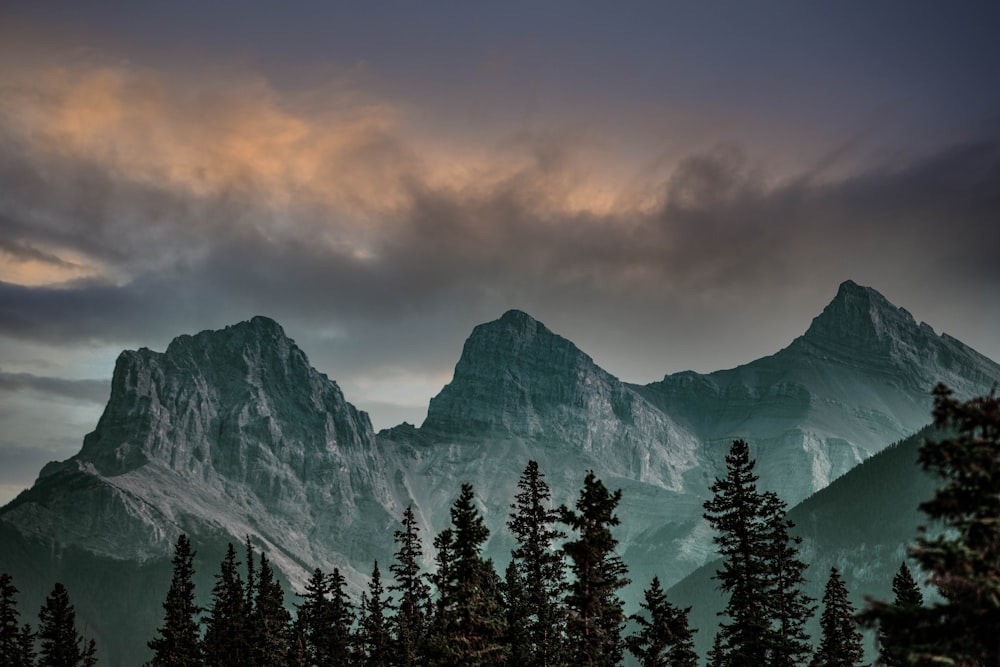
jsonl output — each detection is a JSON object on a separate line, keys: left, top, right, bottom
{"left": 760, "top": 492, "right": 814, "bottom": 666}
{"left": 626, "top": 576, "right": 698, "bottom": 667}
{"left": 876, "top": 562, "right": 923, "bottom": 667}
{"left": 861, "top": 384, "right": 1000, "bottom": 665}
{"left": 502, "top": 561, "right": 531, "bottom": 667}
{"left": 389, "top": 505, "right": 432, "bottom": 666}
{"left": 434, "top": 483, "right": 507, "bottom": 666}
{"left": 703, "top": 439, "right": 771, "bottom": 665}
{"left": 203, "top": 543, "right": 249, "bottom": 666}
{"left": 508, "top": 460, "right": 566, "bottom": 666}
{"left": 358, "top": 561, "right": 391, "bottom": 667}
{"left": 561, "top": 470, "right": 629, "bottom": 667}
{"left": 1, "top": 573, "right": 23, "bottom": 665}
{"left": 37, "top": 582, "right": 97, "bottom": 667}
{"left": 251, "top": 552, "right": 291, "bottom": 666}
{"left": 294, "top": 567, "right": 354, "bottom": 666}
{"left": 811, "top": 568, "right": 863, "bottom": 667}
{"left": 147, "top": 534, "right": 203, "bottom": 666}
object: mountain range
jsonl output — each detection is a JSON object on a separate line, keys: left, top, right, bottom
{"left": 1, "top": 279, "right": 997, "bottom": 665}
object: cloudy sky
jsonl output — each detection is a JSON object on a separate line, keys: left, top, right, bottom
{"left": 1, "top": 2, "right": 998, "bottom": 504}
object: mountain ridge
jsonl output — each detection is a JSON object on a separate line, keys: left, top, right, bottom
{"left": 1, "top": 280, "right": 998, "bottom": 665}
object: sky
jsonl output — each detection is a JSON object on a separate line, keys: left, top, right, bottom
{"left": 1, "top": 1, "right": 999, "bottom": 505}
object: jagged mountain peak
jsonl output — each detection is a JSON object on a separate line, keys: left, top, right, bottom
{"left": 802, "top": 279, "right": 919, "bottom": 348}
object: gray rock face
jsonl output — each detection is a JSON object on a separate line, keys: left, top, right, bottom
{"left": 1, "top": 281, "right": 998, "bottom": 665}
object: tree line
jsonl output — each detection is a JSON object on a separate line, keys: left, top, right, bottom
{"left": 1, "top": 383, "right": 997, "bottom": 666}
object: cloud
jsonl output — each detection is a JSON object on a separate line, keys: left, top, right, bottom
{"left": 0, "top": 50, "right": 998, "bottom": 380}
{"left": 0, "top": 370, "right": 108, "bottom": 404}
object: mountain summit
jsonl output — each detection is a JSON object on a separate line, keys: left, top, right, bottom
{"left": 2, "top": 281, "right": 998, "bottom": 665}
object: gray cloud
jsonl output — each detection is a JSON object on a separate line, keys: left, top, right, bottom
{"left": 0, "top": 370, "right": 109, "bottom": 404}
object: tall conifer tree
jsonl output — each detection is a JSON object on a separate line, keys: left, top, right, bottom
{"left": 389, "top": 505, "right": 431, "bottom": 666}
{"left": 1, "top": 573, "right": 23, "bottom": 666}
{"left": 251, "top": 552, "right": 291, "bottom": 666}
{"left": 203, "top": 543, "right": 249, "bottom": 666}
{"left": 359, "top": 561, "right": 391, "bottom": 667}
{"left": 702, "top": 439, "right": 771, "bottom": 665}
{"left": 626, "top": 576, "right": 697, "bottom": 667}
{"left": 508, "top": 460, "right": 566, "bottom": 666}
{"left": 37, "top": 582, "right": 97, "bottom": 667}
{"left": 560, "top": 470, "right": 630, "bottom": 667}
{"left": 148, "top": 534, "right": 203, "bottom": 666}
{"left": 811, "top": 568, "right": 863, "bottom": 667}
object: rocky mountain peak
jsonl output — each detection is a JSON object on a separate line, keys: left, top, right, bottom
{"left": 802, "top": 280, "right": 918, "bottom": 350}
{"left": 421, "top": 310, "right": 619, "bottom": 440}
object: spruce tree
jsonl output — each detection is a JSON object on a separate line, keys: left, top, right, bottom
{"left": 388, "top": 505, "right": 432, "bottom": 667}
{"left": 626, "top": 576, "right": 698, "bottom": 667}
{"left": 760, "top": 491, "right": 813, "bottom": 666}
{"left": 251, "top": 552, "right": 291, "bottom": 666}
{"left": 203, "top": 543, "right": 249, "bottom": 666}
{"left": 294, "top": 567, "right": 354, "bottom": 665}
{"left": 507, "top": 460, "right": 566, "bottom": 667}
{"left": 359, "top": 561, "right": 391, "bottom": 667}
{"left": 430, "top": 483, "right": 507, "bottom": 666}
{"left": 811, "top": 568, "right": 863, "bottom": 667}
{"left": 702, "top": 439, "right": 771, "bottom": 666}
{"left": 560, "top": 470, "right": 630, "bottom": 667}
{"left": 876, "top": 562, "right": 923, "bottom": 667}
{"left": 148, "top": 534, "right": 203, "bottom": 666}
{"left": 37, "top": 582, "right": 97, "bottom": 667}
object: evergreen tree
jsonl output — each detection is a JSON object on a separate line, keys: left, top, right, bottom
{"left": 15, "top": 623, "right": 36, "bottom": 667}
{"left": 560, "top": 470, "right": 630, "bottom": 667}
{"left": 37, "top": 582, "right": 97, "bottom": 667}
{"left": 874, "top": 562, "right": 924, "bottom": 667}
{"left": 294, "top": 567, "right": 354, "bottom": 666}
{"left": 388, "top": 505, "right": 432, "bottom": 667}
{"left": 702, "top": 439, "right": 771, "bottom": 666}
{"left": 811, "top": 568, "right": 863, "bottom": 667}
{"left": 203, "top": 543, "right": 249, "bottom": 666}
{"left": 507, "top": 460, "right": 566, "bottom": 667}
{"left": 148, "top": 534, "right": 203, "bottom": 666}
{"left": 430, "top": 483, "right": 507, "bottom": 666}
{"left": 358, "top": 561, "right": 391, "bottom": 667}
{"left": 502, "top": 561, "right": 531, "bottom": 667}
{"left": 251, "top": 552, "right": 291, "bottom": 666}
{"left": 243, "top": 536, "right": 258, "bottom": 662}
{"left": 1, "top": 573, "right": 23, "bottom": 666}
{"left": 760, "top": 491, "right": 814, "bottom": 667}
{"left": 625, "top": 576, "right": 697, "bottom": 667}
{"left": 861, "top": 385, "right": 1000, "bottom": 665}
{"left": 706, "top": 632, "right": 727, "bottom": 667}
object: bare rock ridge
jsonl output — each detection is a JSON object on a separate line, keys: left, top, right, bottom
{"left": 1, "top": 281, "right": 998, "bottom": 665}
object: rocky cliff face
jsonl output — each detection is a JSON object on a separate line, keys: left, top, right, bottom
{"left": 2, "top": 281, "right": 998, "bottom": 665}
{"left": 636, "top": 280, "right": 1000, "bottom": 504}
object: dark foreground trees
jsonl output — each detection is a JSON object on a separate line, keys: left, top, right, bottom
{"left": 37, "top": 583, "right": 97, "bottom": 667}
{"left": 862, "top": 383, "right": 1000, "bottom": 666}
{"left": 810, "top": 568, "right": 863, "bottom": 667}
{"left": 147, "top": 534, "right": 202, "bottom": 666}
{"left": 703, "top": 439, "right": 814, "bottom": 666}
{"left": 626, "top": 576, "right": 697, "bottom": 667}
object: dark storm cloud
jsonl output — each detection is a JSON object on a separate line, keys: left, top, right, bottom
{"left": 0, "top": 370, "right": 107, "bottom": 403}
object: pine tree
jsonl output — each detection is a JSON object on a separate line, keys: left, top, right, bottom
{"left": 626, "top": 576, "right": 698, "bottom": 667}
{"left": 203, "top": 543, "right": 249, "bottom": 666}
{"left": 251, "top": 552, "right": 291, "bottom": 666}
{"left": 243, "top": 536, "right": 258, "bottom": 661}
{"left": 358, "top": 561, "right": 391, "bottom": 667}
{"left": 811, "top": 568, "right": 863, "bottom": 667}
{"left": 760, "top": 491, "right": 813, "bottom": 666}
{"left": 294, "top": 567, "right": 354, "bottom": 666}
{"left": 37, "top": 582, "right": 97, "bottom": 667}
{"left": 876, "top": 562, "right": 923, "bottom": 667}
{"left": 507, "top": 460, "right": 566, "bottom": 667}
{"left": 388, "top": 505, "right": 432, "bottom": 667}
{"left": 702, "top": 439, "right": 771, "bottom": 666}
{"left": 430, "top": 483, "right": 507, "bottom": 666}
{"left": 560, "top": 470, "right": 630, "bottom": 667}
{"left": 148, "top": 534, "right": 203, "bottom": 666}
{"left": 861, "top": 385, "right": 1000, "bottom": 665}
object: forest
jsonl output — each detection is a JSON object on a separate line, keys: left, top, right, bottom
{"left": 1, "top": 384, "right": 997, "bottom": 667}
